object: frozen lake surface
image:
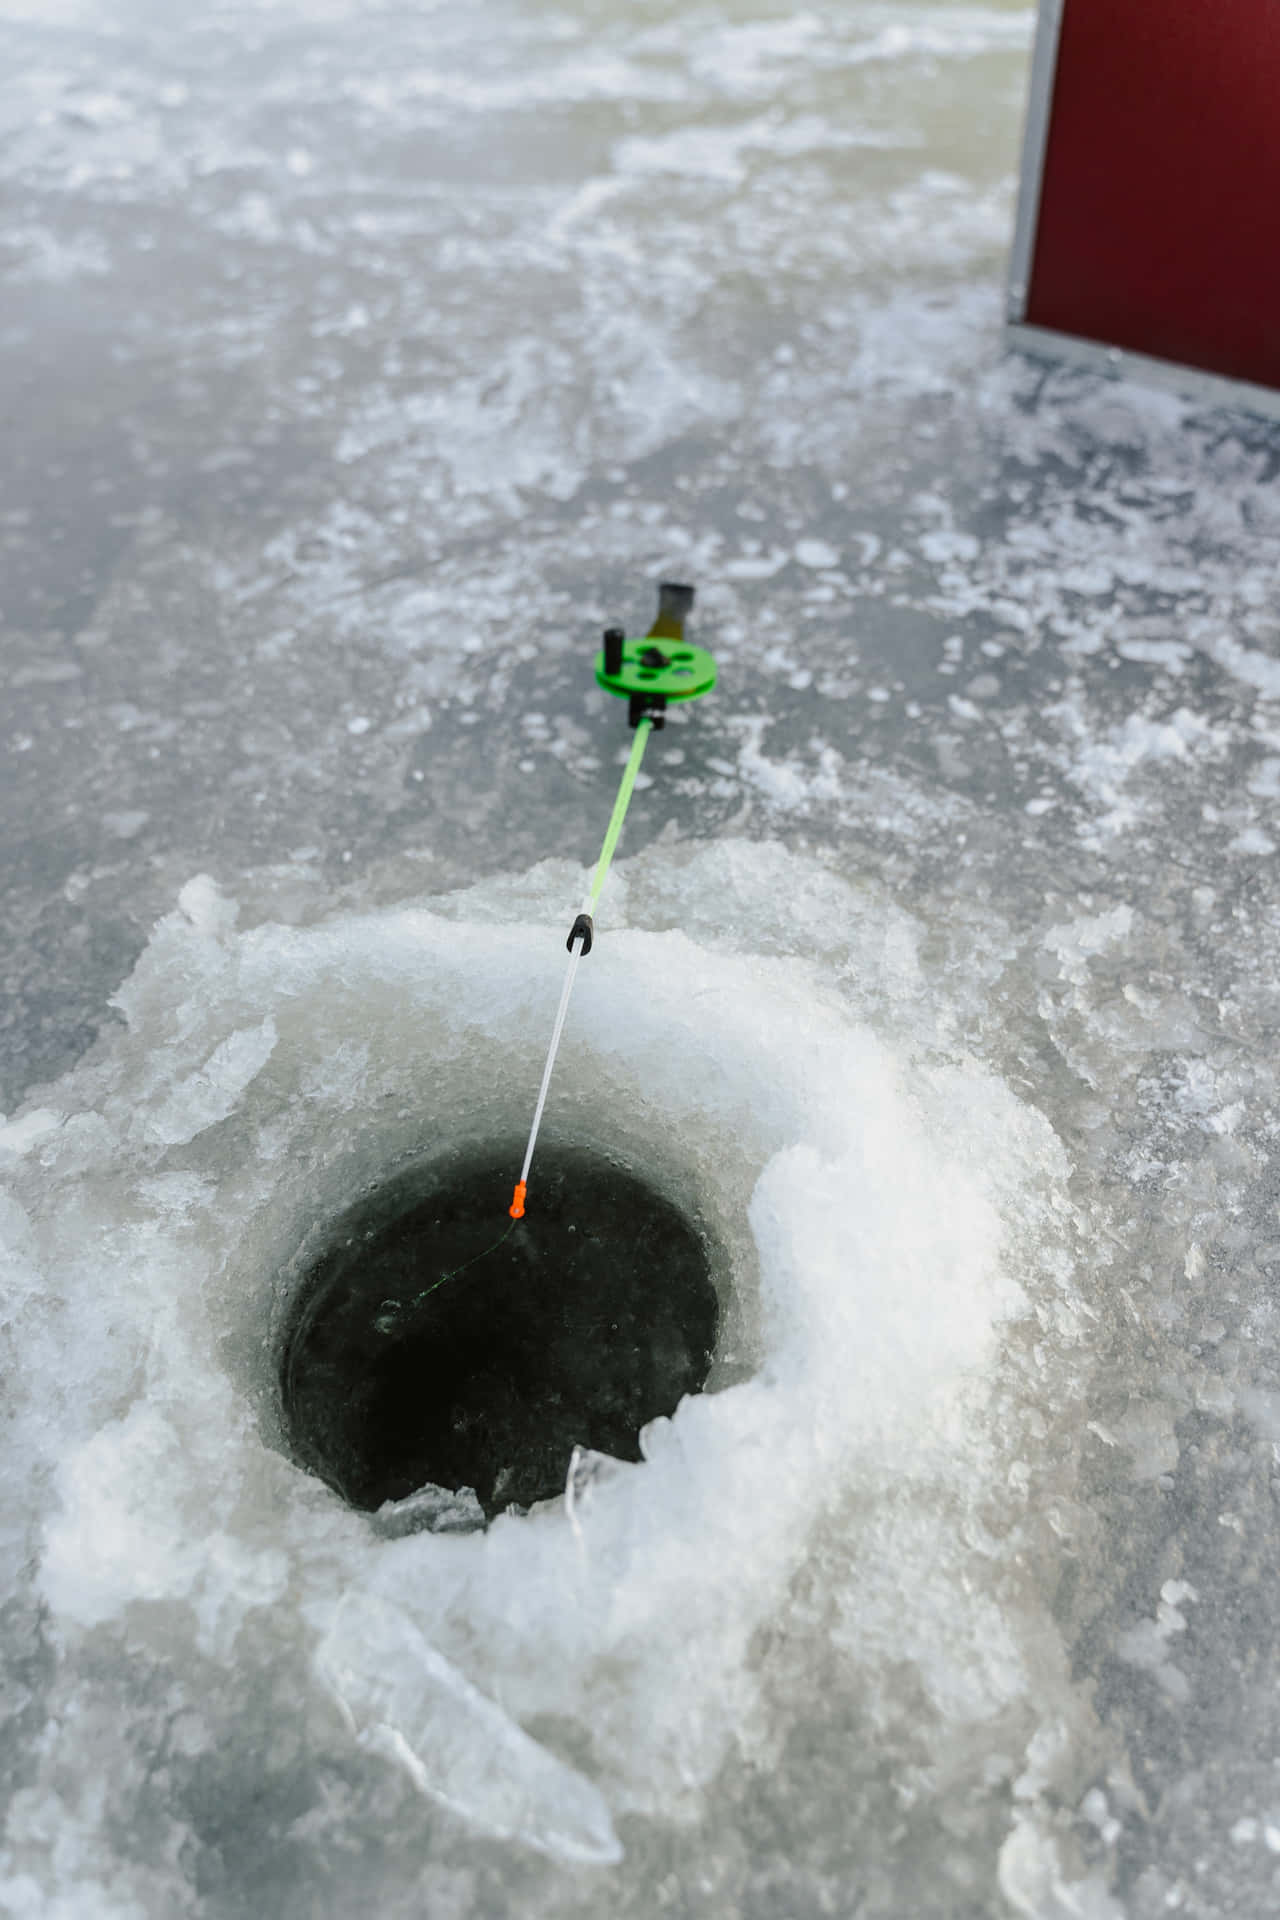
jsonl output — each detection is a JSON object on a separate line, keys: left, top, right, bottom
{"left": 3, "top": 2, "right": 1280, "bottom": 1915}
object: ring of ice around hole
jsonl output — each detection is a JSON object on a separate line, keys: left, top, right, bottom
{"left": 6, "top": 843, "right": 1071, "bottom": 1858}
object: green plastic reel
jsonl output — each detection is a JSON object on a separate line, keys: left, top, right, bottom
{"left": 594, "top": 637, "right": 718, "bottom": 703}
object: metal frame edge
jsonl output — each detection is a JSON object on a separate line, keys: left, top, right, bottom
{"left": 1007, "top": 0, "right": 1065, "bottom": 324}
{"left": 1007, "top": 321, "right": 1280, "bottom": 425}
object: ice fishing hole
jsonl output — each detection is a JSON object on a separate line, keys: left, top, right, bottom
{"left": 278, "top": 1146, "right": 719, "bottom": 1520}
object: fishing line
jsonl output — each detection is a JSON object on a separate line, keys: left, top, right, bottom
{"left": 408, "top": 1217, "right": 521, "bottom": 1315}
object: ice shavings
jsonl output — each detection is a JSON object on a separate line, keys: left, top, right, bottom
{"left": 1114, "top": 637, "right": 1192, "bottom": 672}
{"left": 1188, "top": 622, "right": 1280, "bottom": 703}
{"left": 1, "top": 841, "right": 1073, "bottom": 1858}
{"left": 840, "top": 8, "right": 1033, "bottom": 67}
{"left": 1050, "top": 700, "right": 1227, "bottom": 842}
{"left": 42, "top": 1389, "right": 290, "bottom": 1661}
{"left": 906, "top": 378, "right": 1280, "bottom": 798}
{"left": 1106, "top": 1399, "right": 1180, "bottom": 1482}
{"left": 0, "top": 1110, "right": 64, "bottom": 1157}
{"left": 725, "top": 716, "right": 845, "bottom": 814}
{"left": 176, "top": 872, "right": 238, "bottom": 937}
{"left": 1228, "top": 825, "right": 1275, "bottom": 856}
{"left": 634, "top": 4, "right": 1029, "bottom": 101}
{"left": 1113, "top": 1581, "right": 1199, "bottom": 1706}
{"left": 1041, "top": 908, "right": 1133, "bottom": 989}
{"left": 998, "top": 1815, "right": 1126, "bottom": 1920}
{"left": 793, "top": 538, "right": 840, "bottom": 569}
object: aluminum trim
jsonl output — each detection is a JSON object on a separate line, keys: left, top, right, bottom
{"left": 1007, "top": 0, "right": 1065, "bottom": 324}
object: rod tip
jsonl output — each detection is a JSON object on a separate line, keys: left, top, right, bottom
{"left": 509, "top": 1181, "right": 527, "bottom": 1219}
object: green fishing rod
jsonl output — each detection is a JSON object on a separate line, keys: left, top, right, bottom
{"left": 508, "top": 581, "right": 717, "bottom": 1219}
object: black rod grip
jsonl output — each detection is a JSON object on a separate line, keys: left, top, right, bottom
{"left": 658, "top": 582, "right": 695, "bottom": 619}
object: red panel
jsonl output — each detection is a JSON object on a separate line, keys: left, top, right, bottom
{"left": 1026, "top": 0, "right": 1280, "bottom": 390}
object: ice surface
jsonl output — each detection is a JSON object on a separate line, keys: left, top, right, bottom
{"left": 5, "top": 0, "right": 1280, "bottom": 1911}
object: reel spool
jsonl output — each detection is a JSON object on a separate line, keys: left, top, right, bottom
{"left": 595, "top": 581, "right": 717, "bottom": 728}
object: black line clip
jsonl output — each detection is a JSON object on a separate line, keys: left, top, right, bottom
{"left": 567, "top": 912, "right": 594, "bottom": 955}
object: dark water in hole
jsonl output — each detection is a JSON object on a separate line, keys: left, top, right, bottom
{"left": 279, "top": 1146, "right": 719, "bottom": 1518}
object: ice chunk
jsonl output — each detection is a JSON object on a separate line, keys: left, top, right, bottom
{"left": 370, "top": 1482, "right": 486, "bottom": 1539}
{"left": 0, "top": 1109, "right": 63, "bottom": 1156}
{"left": 1112, "top": 1582, "right": 1197, "bottom": 1705}
{"left": 793, "top": 538, "right": 840, "bottom": 569}
{"left": 139, "top": 1015, "right": 278, "bottom": 1147}
{"left": 177, "top": 873, "right": 239, "bottom": 936}
{"left": 563, "top": 1445, "right": 630, "bottom": 1538}
{"left": 998, "top": 1815, "right": 1125, "bottom": 1920}
{"left": 316, "top": 1592, "right": 622, "bottom": 1865}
